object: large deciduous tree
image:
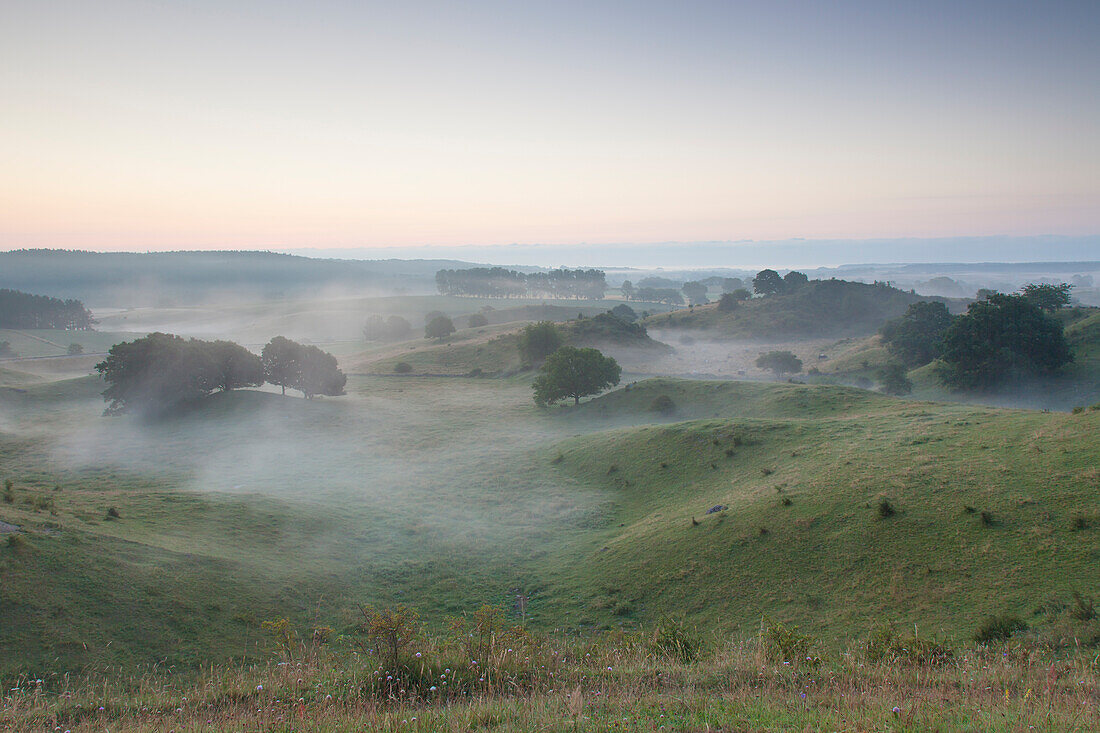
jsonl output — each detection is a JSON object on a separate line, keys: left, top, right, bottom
{"left": 752, "top": 269, "right": 784, "bottom": 296}
{"left": 681, "top": 281, "right": 709, "bottom": 305}
{"left": 532, "top": 346, "right": 621, "bottom": 406}
{"left": 518, "top": 321, "right": 564, "bottom": 364}
{"left": 208, "top": 340, "right": 264, "bottom": 391}
{"left": 935, "top": 293, "right": 1073, "bottom": 390}
{"left": 879, "top": 301, "right": 954, "bottom": 366}
{"left": 755, "top": 350, "right": 802, "bottom": 378}
{"left": 1019, "top": 282, "right": 1072, "bottom": 312}
{"left": 425, "top": 315, "right": 455, "bottom": 340}
{"left": 261, "top": 336, "right": 301, "bottom": 396}
{"left": 96, "top": 332, "right": 218, "bottom": 416}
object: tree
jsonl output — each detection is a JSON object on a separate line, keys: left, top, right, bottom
{"left": 753, "top": 269, "right": 784, "bottom": 296}
{"left": 95, "top": 332, "right": 218, "bottom": 416}
{"left": 425, "top": 315, "right": 455, "bottom": 340}
{"left": 208, "top": 340, "right": 264, "bottom": 391}
{"left": 261, "top": 336, "right": 301, "bottom": 396}
{"left": 363, "top": 314, "right": 411, "bottom": 341}
{"left": 67, "top": 342, "right": 83, "bottom": 355}
{"left": 297, "top": 344, "right": 346, "bottom": 398}
{"left": 532, "top": 346, "right": 620, "bottom": 406}
{"left": 720, "top": 277, "right": 744, "bottom": 293}
{"left": 783, "top": 271, "right": 809, "bottom": 290}
{"left": 620, "top": 280, "right": 635, "bottom": 300}
{"left": 936, "top": 293, "right": 1073, "bottom": 390}
{"left": 682, "top": 281, "right": 709, "bottom": 305}
{"left": 879, "top": 301, "right": 953, "bottom": 366}
{"left": 877, "top": 362, "right": 913, "bottom": 395}
{"left": 975, "top": 288, "right": 998, "bottom": 300}
{"left": 0, "top": 341, "right": 15, "bottom": 358}
{"left": 518, "top": 321, "right": 564, "bottom": 364}
{"left": 610, "top": 304, "right": 638, "bottom": 322}
{"left": 1020, "top": 282, "right": 1072, "bottom": 312}
{"left": 717, "top": 292, "right": 743, "bottom": 312}
{"left": 467, "top": 313, "right": 489, "bottom": 328}
{"left": 755, "top": 350, "right": 802, "bottom": 378}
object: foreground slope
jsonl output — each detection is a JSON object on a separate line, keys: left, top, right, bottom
{"left": 539, "top": 379, "right": 1100, "bottom": 636}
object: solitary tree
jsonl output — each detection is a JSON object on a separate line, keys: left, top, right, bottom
{"left": 425, "top": 315, "right": 455, "bottom": 340}
{"left": 755, "top": 350, "right": 802, "bottom": 378}
{"left": 620, "top": 280, "right": 636, "bottom": 300}
{"left": 467, "top": 313, "right": 489, "bottom": 328}
{"left": 363, "top": 314, "right": 412, "bottom": 341}
{"left": 532, "top": 346, "right": 621, "bottom": 406}
{"left": 610, "top": 304, "right": 638, "bottom": 322}
{"left": 1020, "top": 282, "right": 1072, "bottom": 312}
{"left": 518, "top": 321, "right": 564, "bottom": 364}
{"left": 753, "top": 269, "right": 784, "bottom": 296}
{"left": 0, "top": 341, "right": 14, "bottom": 358}
{"left": 936, "top": 293, "right": 1073, "bottom": 390}
{"left": 67, "top": 342, "right": 84, "bottom": 355}
{"left": 720, "top": 277, "right": 744, "bottom": 293}
{"left": 879, "top": 301, "right": 953, "bottom": 366}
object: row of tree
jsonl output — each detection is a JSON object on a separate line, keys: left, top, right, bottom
{"left": 0, "top": 288, "right": 94, "bottom": 330}
{"left": 96, "top": 334, "right": 345, "bottom": 415}
{"left": 880, "top": 285, "right": 1074, "bottom": 390}
{"left": 435, "top": 267, "right": 607, "bottom": 299}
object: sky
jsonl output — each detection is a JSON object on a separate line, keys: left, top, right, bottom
{"left": 1, "top": 0, "right": 1098, "bottom": 255}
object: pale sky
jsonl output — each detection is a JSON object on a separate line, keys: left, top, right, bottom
{"left": 1, "top": 0, "right": 1098, "bottom": 252}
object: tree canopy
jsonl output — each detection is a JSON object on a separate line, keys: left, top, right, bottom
{"left": 879, "top": 301, "right": 954, "bottom": 366}
{"left": 935, "top": 293, "right": 1073, "bottom": 390}
{"left": 435, "top": 267, "right": 606, "bottom": 299}
{"left": 752, "top": 269, "right": 784, "bottom": 296}
{"left": 518, "top": 321, "right": 564, "bottom": 364}
{"left": 532, "top": 346, "right": 621, "bottom": 406}
{"left": 1020, "top": 282, "right": 1072, "bottom": 312}
{"left": 755, "top": 350, "right": 803, "bottom": 378}
{"left": 96, "top": 333, "right": 220, "bottom": 416}
{"left": 681, "top": 281, "right": 709, "bottom": 305}
{"left": 261, "top": 336, "right": 345, "bottom": 398}
{"left": 425, "top": 315, "right": 456, "bottom": 340}
{"left": 363, "top": 314, "right": 412, "bottom": 341}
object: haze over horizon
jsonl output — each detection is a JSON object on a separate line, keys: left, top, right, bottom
{"left": 2, "top": 1, "right": 1098, "bottom": 254}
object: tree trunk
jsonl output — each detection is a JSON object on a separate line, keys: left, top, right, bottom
{"left": 281, "top": 385, "right": 285, "bottom": 396}
{"left": 574, "top": 395, "right": 579, "bottom": 405}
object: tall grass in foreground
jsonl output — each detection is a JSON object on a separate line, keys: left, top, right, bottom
{"left": 3, "top": 619, "right": 1098, "bottom": 732}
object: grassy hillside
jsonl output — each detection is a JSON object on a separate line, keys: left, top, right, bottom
{"left": 646, "top": 280, "right": 955, "bottom": 338}
{"left": 2, "top": 373, "right": 1098, "bottom": 680}
{"left": 353, "top": 312, "right": 671, "bottom": 376}
{"left": 540, "top": 379, "right": 1100, "bottom": 637}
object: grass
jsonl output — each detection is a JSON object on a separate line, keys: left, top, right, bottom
{"left": 2, "top": 370, "right": 1099, "bottom": 684}
{"left": 2, "top": 626, "right": 1097, "bottom": 732}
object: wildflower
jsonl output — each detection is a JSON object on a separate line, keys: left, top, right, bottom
{"left": 415, "top": 652, "right": 422, "bottom": 658}
{"left": 430, "top": 686, "right": 437, "bottom": 691}
{"left": 892, "top": 706, "right": 900, "bottom": 714}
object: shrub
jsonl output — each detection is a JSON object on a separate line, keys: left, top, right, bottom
{"left": 1071, "top": 513, "right": 1090, "bottom": 530}
{"left": 467, "top": 313, "right": 489, "bottom": 328}
{"left": 1072, "top": 406, "right": 1086, "bottom": 414}
{"left": 650, "top": 395, "right": 675, "bottom": 415}
{"left": 877, "top": 498, "right": 896, "bottom": 518}
{"left": 107, "top": 507, "right": 121, "bottom": 518}
{"left": 2, "top": 479, "right": 12, "bottom": 504}
{"left": 650, "top": 616, "right": 702, "bottom": 663}
{"left": 6, "top": 533, "right": 28, "bottom": 550}
{"left": 1071, "top": 593, "right": 1096, "bottom": 622}
{"left": 761, "top": 617, "right": 818, "bottom": 665}
{"left": 357, "top": 604, "right": 422, "bottom": 671}
{"left": 393, "top": 361, "right": 413, "bottom": 374}
{"left": 865, "top": 623, "right": 954, "bottom": 666}
{"left": 781, "top": 497, "right": 792, "bottom": 506}
{"left": 980, "top": 511, "right": 994, "bottom": 527}
{"left": 974, "top": 614, "right": 1027, "bottom": 643}
{"left": 67, "top": 342, "right": 84, "bottom": 355}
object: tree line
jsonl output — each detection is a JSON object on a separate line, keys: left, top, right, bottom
{"left": 435, "top": 267, "right": 607, "bottom": 299}
{"left": 96, "top": 333, "right": 345, "bottom": 415}
{"left": 0, "top": 288, "right": 94, "bottom": 330}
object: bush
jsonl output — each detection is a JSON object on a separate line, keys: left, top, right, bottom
{"left": 393, "top": 361, "right": 413, "bottom": 374}
{"left": 761, "top": 617, "right": 819, "bottom": 665}
{"left": 650, "top": 395, "right": 675, "bottom": 415}
{"left": 107, "top": 507, "right": 121, "bottom": 519}
{"left": 1072, "top": 513, "right": 1091, "bottom": 530}
{"left": 467, "top": 313, "right": 489, "bottom": 328}
{"left": 877, "top": 498, "right": 896, "bottom": 518}
{"left": 2, "top": 479, "right": 12, "bottom": 504}
{"left": 6, "top": 533, "right": 28, "bottom": 550}
{"left": 650, "top": 616, "right": 702, "bottom": 663}
{"left": 980, "top": 510, "right": 994, "bottom": 527}
{"left": 67, "top": 342, "right": 84, "bottom": 355}
{"left": 865, "top": 623, "right": 954, "bottom": 666}
{"left": 1071, "top": 593, "right": 1096, "bottom": 622}
{"left": 973, "top": 614, "right": 1027, "bottom": 643}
